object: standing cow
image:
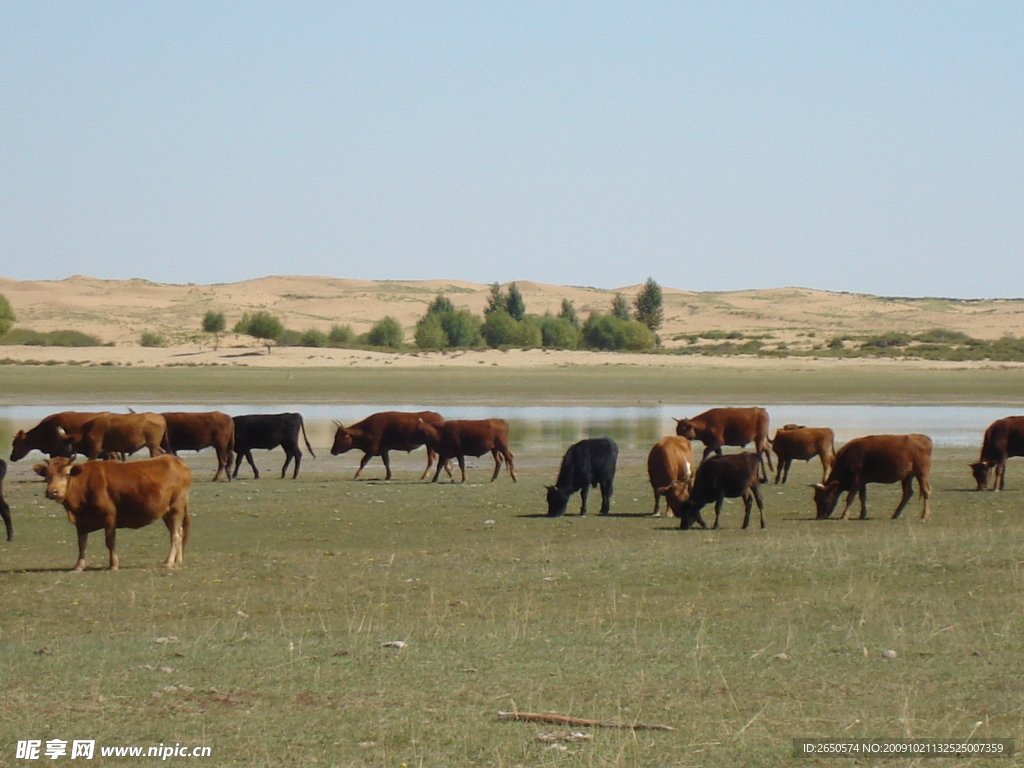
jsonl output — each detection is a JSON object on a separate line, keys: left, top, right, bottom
{"left": 646, "top": 436, "right": 694, "bottom": 516}
{"left": 546, "top": 437, "right": 618, "bottom": 517}
{"left": 162, "top": 411, "right": 235, "bottom": 481}
{"left": 232, "top": 413, "right": 315, "bottom": 479}
{"left": 61, "top": 412, "right": 172, "bottom": 461}
{"left": 813, "top": 434, "right": 933, "bottom": 521}
{"left": 331, "top": 410, "right": 449, "bottom": 480}
{"left": 414, "top": 418, "right": 516, "bottom": 483}
{"left": 34, "top": 455, "right": 192, "bottom": 571}
{"left": 970, "top": 416, "right": 1024, "bottom": 491}
{"left": 10, "top": 411, "right": 110, "bottom": 461}
{"left": 662, "top": 452, "right": 765, "bottom": 530}
{"left": 771, "top": 425, "right": 835, "bottom": 484}
{"left": 674, "top": 407, "right": 773, "bottom": 480}
{"left": 0, "top": 459, "right": 12, "bottom": 541}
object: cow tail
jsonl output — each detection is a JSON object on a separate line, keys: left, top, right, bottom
{"left": 162, "top": 429, "right": 176, "bottom": 456}
{"left": 300, "top": 417, "right": 316, "bottom": 459}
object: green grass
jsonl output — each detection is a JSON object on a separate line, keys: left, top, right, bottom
{"left": 2, "top": 448, "right": 1023, "bottom": 766}
{"left": 3, "top": 364, "right": 1024, "bottom": 406}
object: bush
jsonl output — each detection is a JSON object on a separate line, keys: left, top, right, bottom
{"left": 439, "top": 309, "right": 482, "bottom": 348}
{"left": 328, "top": 324, "right": 354, "bottom": 347}
{"left": 140, "top": 331, "right": 167, "bottom": 348}
{"left": 541, "top": 317, "right": 581, "bottom": 349}
{"left": 0, "top": 293, "right": 15, "bottom": 336}
{"left": 581, "top": 313, "right": 656, "bottom": 351}
{"left": 367, "top": 316, "right": 404, "bottom": 348}
{"left": 0, "top": 329, "right": 104, "bottom": 347}
{"left": 510, "top": 317, "right": 542, "bottom": 348}
{"left": 235, "top": 311, "right": 285, "bottom": 352}
{"left": 633, "top": 277, "right": 663, "bottom": 331}
{"left": 480, "top": 309, "right": 518, "bottom": 348}
{"left": 299, "top": 329, "right": 327, "bottom": 347}
{"left": 414, "top": 314, "right": 448, "bottom": 350}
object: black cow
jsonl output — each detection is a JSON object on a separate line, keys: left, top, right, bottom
{"left": 232, "top": 413, "right": 315, "bottom": 479}
{"left": 664, "top": 452, "right": 765, "bottom": 530}
{"left": 0, "top": 460, "right": 12, "bottom": 541}
{"left": 546, "top": 438, "right": 618, "bottom": 517}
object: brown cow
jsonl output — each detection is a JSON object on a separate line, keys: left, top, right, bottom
{"left": 10, "top": 411, "right": 111, "bottom": 461}
{"left": 813, "top": 434, "right": 933, "bottom": 521}
{"left": 0, "top": 459, "right": 12, "bottom": 541}
{"left": 647, "top": 436, "right": 694, "bottom": 516}
{"left": 33, "top": 455, "right": 192, "bottom": 571}
{"left": 162, "top": 411, "right": 235, "bottom": 481}
{"left": 771, "top": 424, "right": 835, "bottom": 484}
{"left": 61, "top": 412, "right": 171, "bottom": 460}
{"left": 331, "top": 410, "right": 450, "bottom": 480}
{"left": 969, "top": 416, "right": 1024, "bottom": 491}
{"left": 414, "top": 418, "right": 517, "bottom": 483}
{"left": 661, "top": 452, "right": 765, "bottom": 530}
{"left": 674, "top": 407, "right": 773, "bottom": 479}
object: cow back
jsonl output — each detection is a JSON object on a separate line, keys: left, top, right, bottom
{"left": 830, "top": 434, "right": 932, "bottom": 487}
{"left": 556, "top": 437, "right": 618, "bottom": 490}
{"left": 163, "top": 412, "right": 233, "bottom": 453}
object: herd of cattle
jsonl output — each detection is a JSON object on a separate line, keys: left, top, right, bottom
{"left": 1, "top": 407, "right": 1023, "bottom": 571}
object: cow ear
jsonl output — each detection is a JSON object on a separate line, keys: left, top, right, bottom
{"left": 15, "top": 430, "right": 26, "bottom": 439}
{"left": 33, "top": 463, "right": 47, "bottom": 477}
{"left": 809, "top": 483, "right": 824, "bottom": 489}
{"left": 671, "top": 417, "right": 680, "bottom": 423}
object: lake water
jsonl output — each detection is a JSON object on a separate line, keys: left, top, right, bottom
{"left": 1, "top": 403, "right": 1019, "bottom": 452}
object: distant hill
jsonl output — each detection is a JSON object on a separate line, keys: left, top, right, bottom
{"left": 1, "top": 274, "right": 1022, "bottom": 350}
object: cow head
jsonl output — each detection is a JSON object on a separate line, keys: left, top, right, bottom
{"left": 812, "top": 482, "right": 841, "bottom": 519}
{"left": 674, "top": 418, "right": 696, "bottom": 440}
{"left": 10, "top": 430, "right": 31, "bottom": 462}
{"left": 33, "top": 457, "right": 81, "bottom": 503}
{"left": 545, "top": 486, "right": 571, "bottom": 517}
{"left": 330, "top": 423, "right": 352, "bottom": 455}
{"left": 969, "top": 462, "right": 991, "bottom": 491}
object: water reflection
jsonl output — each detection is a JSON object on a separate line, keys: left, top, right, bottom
{"left": 1, "top": 403, "right": 1020, "bottom": 454}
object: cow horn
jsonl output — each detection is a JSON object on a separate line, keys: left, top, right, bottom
{"left": 56, "top": 426, "right": 67, "bottom": 437}
{"left": 809, "top": 483, "right": 824, "bottom": 489}
{"left": 332, "top": 420, "right": 343, "bottom": 428}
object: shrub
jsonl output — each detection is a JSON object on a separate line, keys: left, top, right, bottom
{"left": 426, "top": 294, "right": 455, "bottom": 316}
{"left": 367, "top": 316, "right": 404, "bottom": 348}
{"left": 439, "top": 309, "right": 482, "bottom": 348}
{"left": 581, "top": 312, "right": 656, "bottom": 351}
{"left": 140, "top": 331, "right": 167, "bottom": 348}
{"left": 510, "top": 317, "right": 542, "bottom": 348}
{"left": 611, "top": 293, "right": 631, "bottom": 321}
{"left": 506, "top": 283, "right": 526, "bottom": 321}
{"left": 414, "top": 313, "right": 448, "bottom": 350}
{"left": 299, "top": 329, "right": 327, "bottom": 347}
{"left": 558, "top": 299, "right": 579, "bottom": 328}
{"left": 235, "top": 310, "right": 285, "bottom": 352}
{"left": 633, "top": 277, "right": 663, "bottom": 331}
{"left": 480, "top": 309, "right": 518, "bottom": 348}
{"left": 0, "top": 293, "right": 15, "bottom": 336}
{"left": 541, "top": 317, "right": 580, "bottom": 349}
{"left": 0, "top": 329, "right": 103, "bottom": 347}
{"left": 327, "top": 324, "right": 354, "bottom": 347}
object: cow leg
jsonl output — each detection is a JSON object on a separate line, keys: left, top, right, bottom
{"left": 421, "top": 449, "right": 436, "bottom": 480}
{"left": 753, "top": 484, "right": 765, "bottom": 528}
{"left": 839, "top": 489, "right": 857, "bottom": 520}
{"left": 163, "top": 514, "right": 183, "bottom": 567}
{"left": 598, "top": 481, "right": 612, "bottom": 515}
{"left": 490, "top": 449, "right": 503, "bottom": 482}
{"left": 105, "top": 526, "right": 119, "bottom": 571}
{"left": 761, "top": 444, "right": 774, "bottom": 472}
{"left": 857, "top": 487, "right": 869, "bottom": 520}
{"left": 892, "top": 476, "right": 915, "bottom": 519}
{"left": 236, "top": 450, "right": 259, "bottom": 479}
{"left": 281, "top": 449, "right": 294, "bottom": 479}
{"left": 291, "top": 450, "right": 301, "bottom": 479}
{"left": 381, "top": 451, "right": 392, "bottom": 481}
{"left": 503, "top": 448, "right": 517, "bottom": 482}
{"left": 652, "top": 490, "right": 661, "bottom": 517}
{"left": 457, "top": 455, "right": 467, "bottom": 483}
{"left": 996, "top": 461, "right": 1007, "bottom": 491}
{"left": 918, "top": 474, "right": 932, "bottom": 520}
{"left": 742, "top": 492, "right": 753, "bottom": 529}
{"left": 774, "top": 459, "right": 784, "bottom": 484}
{"left": 712, "top": 498, "right": 723, "bottom": 529}
{"left": 579, "top": 485, "right": 589, "bottom": 516}
{"left": 73, "top": 529, "right": 89, "bottom": 572}
{"left": 354, "top": 453, "right": 373, "bottom": 480}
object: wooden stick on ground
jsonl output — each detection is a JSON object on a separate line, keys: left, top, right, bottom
{"left": 497, "top": 711, "right": 676, "bottom": 731}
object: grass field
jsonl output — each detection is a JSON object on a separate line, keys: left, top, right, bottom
{"left": 2, "top": 443, "right": 1023, "bottom": 767}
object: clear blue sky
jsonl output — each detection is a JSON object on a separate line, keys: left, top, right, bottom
{"left": 2, "top": 3, "right": 1021, "bottom": 297}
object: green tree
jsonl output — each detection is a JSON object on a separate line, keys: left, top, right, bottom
{"left": 582, "top": 312, "right": 656, "bottom": 351}
{"left": 558, "top": 298, "right": 579, "bottom": 328}
{"left": 367, "top": 316, "right": 404, "bottom": 348}
{"left": 236, "top": 311, "right": 285, "bottom": 353}
{"left": 328, "top": 324, "right": 354, "bottom": 347}
{"left": 480, "top": 309, "right": 518, "bottom": 348}
{"left": 611, "top": 293, "right": 631, "bottom": 321}
{"left": 484, "top": 283, "right": 505, "bottom": 316}
{"left": 201, "top": 310, "right": 226, "bottom": 350}
{"left": 414, "top": 313, "right": 448, "bottom": 350}
{"left": 439, "top": 309, "right": 482, "bottom": 348}
{"left": 506, "top": 283, "right": 526, "bottom": 321}
{"left": 299, "top": 329, "right": 327, "bottom": 347}
{"left": 634, "top": 277, "right": 663, "bottom": 331}
{"left": 510, "top": 317, "right": 542, "bottom": 348}
{"left": 426, "top": 293, "right": 455, "bottom": 316}
{"left": 0, "top": 293, "right": 15, "bottom": 336}
{"left": 541, "top": 316, "right": 580, "bottom": 349}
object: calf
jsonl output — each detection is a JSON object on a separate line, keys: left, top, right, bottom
{"left": 970, "top": 416, "right": 1024, "bottom": 491}
{"left": 813, "top": 434, "right": 933, "bottom": 520}
{"left": 34, "top": 455, "right": 192, "bottom": 571}
{"left": 674, "top": 406, "right": 773, "bottom": 480}
{"left": 414, "top": 418, "right": 516, "bottom": 483}
{"left": 232, "top": 413, "right": 315, "bottom": 479}
{"left": 771, "top": 424, "right": 835, "bottom": 484}
{"left": 546, "top": 437, "right": 618, "bottom": 516}
{"left": 331, "top": 410, "right": 449, "bottom": 480}
{"left": 646, "top": 436, "right": 694, "bottom": 516}
{"left": 0, "top": 460, "right": 12, "bottom": 541}
{"left": 662, "top": 452, "right": 765, "bottom": 530}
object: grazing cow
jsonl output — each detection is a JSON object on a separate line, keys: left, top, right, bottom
{"left": 61, "top": 412, "right": 171, "bottom": 461}
{"left": 674, "top": 407, "right": 773, "bottom": 479}
{"left": 414, "top": 418, "right": 517, "bottom": 483}
{"left": 33, "top": 455, "right": 192, "bottom": 571}
{"left": 969, "top": 416, "right": 1024, "bottom": 491}
{"left": 10, "top": 411, "right": 110, "bottom": 461}
{"left": 232, "top": 413, "right": 315, "bottom": 479}
{"left": 161, "top": 411, "right": 235, "bottom": 481}
{"left": 662, "top": 452, "right": 765, "bottom": 530}
{"left": 771, "top": 424, "right": 836, "bottom": 484}
{"left": 546, "top": 437, "right": 618, "bottom": 516}
{"left": 0, "top": 460, "right": 12, "bottom": 541}
{"left": 813, "top": 434, "right": 933, "bottom": 521}
{"left": 646, "top": 436, "right": 694, "bottom": 516}
{"left": 331, "top": 410, "right": 450, "bottom": 480}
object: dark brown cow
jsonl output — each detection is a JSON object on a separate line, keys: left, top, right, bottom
{"left": 10, "top": 411, "right": 110, "bottom": 461}
{"left": 661, "top": 452, "right": 765, "bottom": 530}
{"left": 969, "top": 416, "right": 1024, "bottom": 491}
{"left": 62, "top": 412, "right": 171, "bottom": 460}
{"left": 414, "top": 418, "right": 517, "bottom": 483}
{"left": 0, "top": 460, "right": 12, "bottom": 541}
{"left": 331, "top": 410, "right": 449, "bottom": 480}
{"left": 674, "top": 407, "right": 773, "bottom": 479}
{"left": 771, "top": 424, "right": 835, "bottom": 484}
{"left": 33, "top": 455, "right": 192, "bottom": 571}
{"left": 162, "top": 411, "right": 235, "bottom": 481}
{"left": 646, "top": 436, "right": 694, "bottom": 517}
{"left": 813, "top": 434, "right": 933, "bottom": 521}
